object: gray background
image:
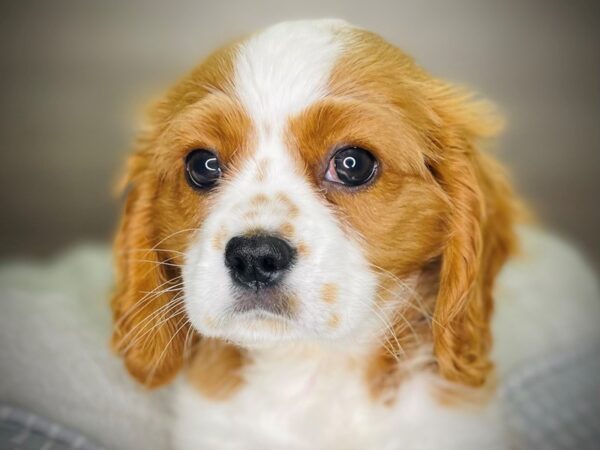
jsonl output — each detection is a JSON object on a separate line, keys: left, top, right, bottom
{"left": 0, "top": 0, "right": 599, "bottom": 265}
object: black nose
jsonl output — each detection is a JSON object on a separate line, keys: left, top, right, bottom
{"left": 224, "top": 234, "right": 296, "bottom": 289}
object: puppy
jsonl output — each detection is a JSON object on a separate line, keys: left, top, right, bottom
{"left": 111, "top": 19, "right": 519, "bottom": 449}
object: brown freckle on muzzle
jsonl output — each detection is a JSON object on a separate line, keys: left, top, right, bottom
{"left": 297, "top": 241, "right": 310, "bottom": 257}
{"left": 275, "top": 192, "right": 300, "bottom": 218}
{"left": 242, "top": 210, "right": 259, "bottom": 221}
{"left": 327, "top": 314, "right": 340, "bottom": 329}
{"left": 321, "top": 283, "right": 339, "bottom": 304}
{"left": 279, "top": 222, "right": 295, "bottom": 239}
{"left": 251, "top": 193, "right": 270, "bottom": 206}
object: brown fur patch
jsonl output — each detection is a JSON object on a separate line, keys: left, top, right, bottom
{"left": 297, "top": 241, "right": 310, "bottom": 257}
{"left": 320, "top": 283, "right": 339, "bottom": 304}
{"left": 275, "top": 192, "right": 300, "bottom": 218}
{"left": 242, "top": 210, "right": 259, "bottom": 221}
{"left": 279, "top": 222, "right": 295, "bottom": 240}
{"left": 327, "top": 313, "right": 340, "bottom": 329}
{"left": 250, "top": 193, "right": 270, "bottom": 207}
{"left": 187, "top": 339, "right": 246, "bottom": 400}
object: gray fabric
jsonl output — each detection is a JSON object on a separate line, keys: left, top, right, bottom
{"left": 501, "top": 342, "right": 600, "bottom": 450}
{"left": 0, "top": 403, "right": 105, "bottom": 450}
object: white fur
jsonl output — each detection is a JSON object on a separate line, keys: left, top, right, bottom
{"left": 234, "top": 19, "right": 347, "bottom": 123}
{"left": 174, "top": 346, "right": 506, "bottom": 450}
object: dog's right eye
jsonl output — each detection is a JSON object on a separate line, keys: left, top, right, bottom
{"left": 185, "top": 149, "right": 222, "bottom": 190}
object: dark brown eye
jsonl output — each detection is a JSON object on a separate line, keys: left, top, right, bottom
{"left": 325, "top": 147, "right": 378, "bottom": 187}
{"left": 185, "top": 149, "right": 222, "bottom": 190}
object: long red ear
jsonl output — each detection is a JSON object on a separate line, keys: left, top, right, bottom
{"left": 428, "top": 91, "right": 518, "bottom": 387}
{"left": 111, "top": 156, "right": 191, "bottom": 388}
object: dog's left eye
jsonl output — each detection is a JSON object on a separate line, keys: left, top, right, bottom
{"left": 185, "top": 149, "right": 222, "bottom": 190}
{"left": 325, "top": 147, "right": 378, "bottom": 187}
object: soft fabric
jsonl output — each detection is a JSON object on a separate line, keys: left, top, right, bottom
{"left": 0, "top": 402, "right": 105, "bottom": 450}
{"left": 0, "top": 246, "right": 170, "bottom": 450}
{"left": 0, "top": 228, "right": 598, "bottom": 450}
{"left": 500, "top": 344, "right": 600, "bottom": 450}
{"left": 492, "top": 228, "right": 600, "bottom": 449}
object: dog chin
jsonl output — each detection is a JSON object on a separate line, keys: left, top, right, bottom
{"left": 203, "top": 310, "right": 304, "bottom": 349}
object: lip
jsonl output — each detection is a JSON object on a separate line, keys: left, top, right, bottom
{"left": 235, "top": 309, "right": 292, "bottom": 323}
{"left": 230, "top": 288, "right": 296, "bottom": 319}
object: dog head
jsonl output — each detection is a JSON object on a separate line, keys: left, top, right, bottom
{"left": 111, "top": 20, "right": 517, "bottom": 390}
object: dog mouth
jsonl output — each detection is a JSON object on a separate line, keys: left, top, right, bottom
{"left": 229, "top": 287, "right": 297, "bottom": 320}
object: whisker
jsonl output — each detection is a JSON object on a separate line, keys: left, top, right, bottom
{"left": 375, "top": 292, "right": 422, "bottom": 346}
{"left": 120, "top": 248, "right": 187, "bottom": 256}
{"left": 116, "top": 295, "right": 185, "bottom": 352}
{"left": 122, "top": 306, "right": 187, "bottom": 356}
{"left": 113, "top": 279, "right": 185, "bottom": 332}
{"left": 144, "top": 316, "right": 190, "bottom": 386}
{"left": 351, "top": 296, "right": 405, "bottom": 362}
{"left": 374, "top": 281, "right": 442, "bottom": 331}
{"left": 129, "top": 259, "right": 185, "bottom": 268}
{"left": 182, "top": 325, "right": 197, "bottom": 363}
{"left": 368, "top": 265, "right": 442, "bottom": 331}
{"left": 147, "top": 228, "right": 201, "bottom": 255}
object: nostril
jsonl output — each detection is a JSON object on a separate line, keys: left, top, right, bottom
{"left": 260, "top": 256, "right": 277, "bottom": 273}
{"left": 232, "top": 256, "right": 246, "bottom": 273}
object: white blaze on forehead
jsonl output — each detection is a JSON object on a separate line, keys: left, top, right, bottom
{"left": 233, "top": 19, "right": 347, "bottom": 124}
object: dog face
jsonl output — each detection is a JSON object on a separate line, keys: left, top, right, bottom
{"left": 111, "top": 20, "right": 516, "bottom": 390}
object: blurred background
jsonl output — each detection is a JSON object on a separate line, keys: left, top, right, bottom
{"left": 0, "top": 0, "right": 599, "bottom": 265}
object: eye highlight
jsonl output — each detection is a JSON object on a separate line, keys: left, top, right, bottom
{"left": 185, "top": 149, "right": 222, "bottom": 190}
{"left": 325, "top": 147, "right": 378, "bottom": 187}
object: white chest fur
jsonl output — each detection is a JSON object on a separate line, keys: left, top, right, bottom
{"left": 173, "top": 346, "right": 506, "bottom": 450}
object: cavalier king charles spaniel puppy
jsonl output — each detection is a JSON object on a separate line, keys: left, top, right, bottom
{"left": 111, "top": 19, "right": 520, "bottom": 449}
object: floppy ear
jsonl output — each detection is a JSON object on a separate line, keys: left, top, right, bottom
{"left": 428, "top": 91, "right": 518, "bottom": 387}
{"left": 111, "top": 151, "right": 192, "bottom": 388}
